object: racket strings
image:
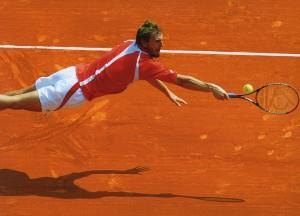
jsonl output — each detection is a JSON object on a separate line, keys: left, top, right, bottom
{"left": 256, "top": 84, "right": 299, "bottom": 114}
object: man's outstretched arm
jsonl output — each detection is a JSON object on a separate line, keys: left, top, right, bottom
{"left": 147, "top": 79, "right": 187, "bottom": 106}
{"left": 175, "top": 74, "right": 228, "bottom": 100}
{"left": 58, "top": 167, "right": 150, "bottom": 181}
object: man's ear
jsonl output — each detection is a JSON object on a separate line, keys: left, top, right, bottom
{"left": 140, "top": 39, "right": 148, "bottom": 48}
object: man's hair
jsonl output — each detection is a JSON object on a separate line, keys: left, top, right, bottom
{"left": 136, "top": 20, "right": 161, "bottom": 45}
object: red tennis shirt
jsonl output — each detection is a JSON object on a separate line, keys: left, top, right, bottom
{"left": 76, "top": 40, "right": 177, "bottom": 101}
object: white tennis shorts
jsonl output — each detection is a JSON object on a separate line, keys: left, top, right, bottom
{"left": 35, "top": 66, "right": 86, "bottom": 112}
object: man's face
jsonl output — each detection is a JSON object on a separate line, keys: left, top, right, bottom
{"left": 142, "top": 33, "right": 163, "bottom": 57}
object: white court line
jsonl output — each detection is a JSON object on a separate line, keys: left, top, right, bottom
{"left": 0, "top": 44, "right": 300, "bottom": 57}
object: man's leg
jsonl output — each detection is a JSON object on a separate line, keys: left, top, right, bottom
{"left": 0, "top": 90, "right": 42, "bottom": 112}
{"left": 4, "top": 84, "right": 36, "bottom": 96}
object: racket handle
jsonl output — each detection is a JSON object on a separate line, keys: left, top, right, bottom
{"left": 228, "top": 93, "right": 239, "bottom": 98}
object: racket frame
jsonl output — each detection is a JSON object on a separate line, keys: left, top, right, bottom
{"left": 228, "top": 83, "right": 299, "bottom": 114}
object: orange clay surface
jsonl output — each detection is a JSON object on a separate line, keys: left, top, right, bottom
{"left": 0, "top": 1, "right": 300, "bottom": 216}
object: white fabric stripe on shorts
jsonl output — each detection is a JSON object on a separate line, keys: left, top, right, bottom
{"left": 35, "top": 66, "right": 86, "bottom": 112}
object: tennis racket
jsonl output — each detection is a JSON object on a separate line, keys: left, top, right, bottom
{"left": 228, "top": 83, "right": 299, "bottom": 115}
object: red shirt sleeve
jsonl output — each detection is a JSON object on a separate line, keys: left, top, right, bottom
{"left": 139, "top": 59, "right": 177, "bottom": 83}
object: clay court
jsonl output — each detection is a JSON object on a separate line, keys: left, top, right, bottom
{"left": 0, "top": 0, "right": 300, "bottom": 215}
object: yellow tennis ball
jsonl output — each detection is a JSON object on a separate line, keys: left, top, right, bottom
{"left": 243, "top": 84, "right": 254, "bottom": 93}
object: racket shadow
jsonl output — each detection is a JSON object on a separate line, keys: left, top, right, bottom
{"left": 0, "top": 168, "right": 244, "bottom": 202}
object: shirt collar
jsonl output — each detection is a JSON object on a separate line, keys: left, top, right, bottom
{"left": 134, "top": 41, "right": 150, "bottom": 56}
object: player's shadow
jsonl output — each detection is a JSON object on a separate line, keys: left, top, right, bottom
{"left": 0, "top": 167, "right": 244, "bottom": 202}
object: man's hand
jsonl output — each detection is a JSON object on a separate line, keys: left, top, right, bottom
{"left": 168, "top": 92, "right": 188, "bottom": 106}
{"left": 207, "top": 83, "right": 229, "bottom": 100}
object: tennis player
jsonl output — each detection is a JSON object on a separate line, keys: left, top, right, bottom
{"left": 0, "top": 20, "right": 228, "bottom": 112}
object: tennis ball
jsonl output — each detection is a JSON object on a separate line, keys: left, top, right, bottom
{"left": 243, "top": 84, "right": 254, "bottom": 93}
